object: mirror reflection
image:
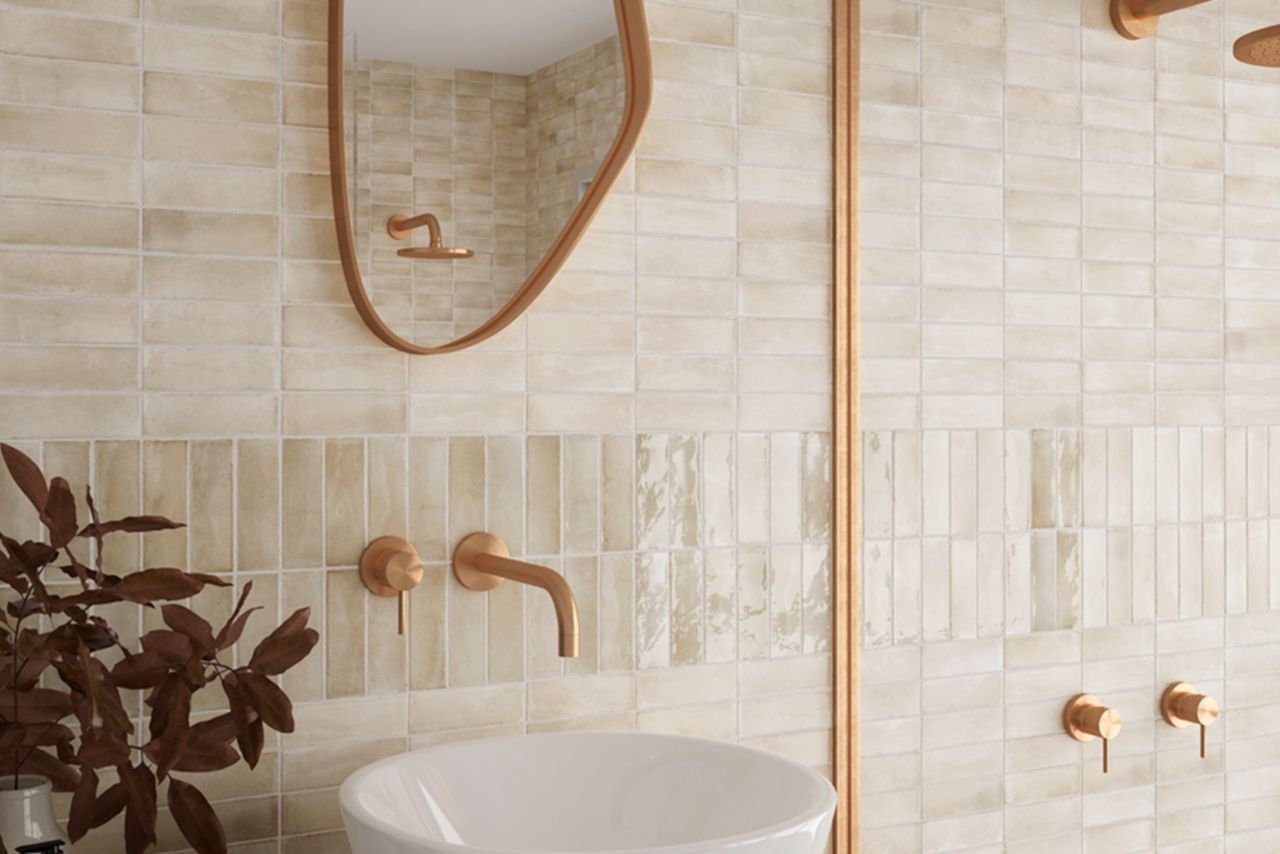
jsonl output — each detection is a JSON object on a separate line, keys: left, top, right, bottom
{"left": 341, "top": 0, "right": 627, "bottom": 348}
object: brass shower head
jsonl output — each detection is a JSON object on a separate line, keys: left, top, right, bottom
{"left": 1236, "top": 24, "right": 1280, "bottom": 68}
{"left": 396, "top": 246, "right": 475, "bottom": 260}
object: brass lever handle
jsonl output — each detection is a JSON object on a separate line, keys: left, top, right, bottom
{"left": 1161, "top": 682, "right": 1219, "bottom": 759}
{"left": 1064, "top": 694, "right": 1123, "bottom": 774}
{"left": 359, "top": 536, "right": 425, "bottom": 635}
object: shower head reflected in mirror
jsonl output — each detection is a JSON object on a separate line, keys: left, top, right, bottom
{"left": 387, "top": 212, "right": 475, "bottom": 260}
{"left": 1236, "top": 24, "right": 1280, "bottom": 68}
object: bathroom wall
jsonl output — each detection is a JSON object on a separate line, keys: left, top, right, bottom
{"left": 861, "top": 0, "right": 1280, "bottom": 850}
{"left": 0, "top": 0, "right": 833, "bottom": 851}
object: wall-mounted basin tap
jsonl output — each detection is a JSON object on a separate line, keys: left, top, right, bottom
{"left": 452, "top": 532, "right": 579, "bottom": 658}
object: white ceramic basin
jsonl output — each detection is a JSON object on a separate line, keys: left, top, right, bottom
{"left": 340, "top": 732, "right": 836, "bottom": 854}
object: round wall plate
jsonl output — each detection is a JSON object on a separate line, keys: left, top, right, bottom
{"left": 1111, "top": 0, "right": 1158, "bottom": 40}
{"left": 453, "top": 532, "right": 509, "bottom": 592}
{"left": 361, "top": 536, "right": 413, "bottom": 597}
{"left": 1161, "top": 682, "right": 1196, "bottom": 728}
{"left": 1064, "top": 693, "right": 1102, "bottom": 742}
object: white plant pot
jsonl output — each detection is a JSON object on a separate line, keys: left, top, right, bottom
{"left": 0, "top": 776, "right": 70, "bottom": 854}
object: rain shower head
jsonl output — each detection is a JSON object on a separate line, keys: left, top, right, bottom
{"left": 1235, "top": 24, "right": 1280, "bottom": 68}
{"left": 396, "top": 246, "right": 475, "bottom": 260}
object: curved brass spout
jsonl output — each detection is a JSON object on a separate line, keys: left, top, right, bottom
{"left": 452, "top": 533, "right": 579, "bottom": 657}
{"left": 387, "top": 212, "right": 475, "bottom": 259}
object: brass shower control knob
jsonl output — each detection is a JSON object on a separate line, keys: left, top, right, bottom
{"left": 1161, "top": 682, "right": 1219, "bottom": 759}
{"left": 1064, "top": 694, "right": 1122, "bottom": 774}
{"left": 360, "top": 536, "right": 425, "bottom": 636}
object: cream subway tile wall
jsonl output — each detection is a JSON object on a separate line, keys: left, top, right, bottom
{"left": 861, "top": 0, "right": 1280, "bottom": 849}
{"left": 0, "top": 0, "right": 834, "bottom": 851}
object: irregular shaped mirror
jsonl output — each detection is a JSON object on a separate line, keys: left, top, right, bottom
{"left": 329, "top": 0, "right": 652, "bottom": 354}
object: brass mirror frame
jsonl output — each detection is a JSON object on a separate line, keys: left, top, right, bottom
{"left": 327, "top": 0, "right": 654, "bottom": 355}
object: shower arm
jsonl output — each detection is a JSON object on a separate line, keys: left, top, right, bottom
{"left": 1111, "top": 0, "right": 1211, "bottom": 39}
{"left": 1125, "top": 0, "right": 1209, "bottom": 15}
{"left": 387, "top": 212, "right": 444, "bottom": 247}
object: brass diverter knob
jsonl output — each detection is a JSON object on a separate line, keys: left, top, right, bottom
{"left": 1161, "top": 682, "right": 1219, "bottom": 759}
{"left": 1064, "top": 694, "right": 1122, "bottom": 773}
{"left": 360, "top": 536, "right": 424, "bottom": 636}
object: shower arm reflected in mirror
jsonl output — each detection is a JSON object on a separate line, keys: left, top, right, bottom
{"left": 387, "top": 212, "right": 475, "bottom": 260}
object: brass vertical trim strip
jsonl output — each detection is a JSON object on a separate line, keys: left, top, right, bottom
{"left": 832, "top": 0, "right": 861, "bottom": 851}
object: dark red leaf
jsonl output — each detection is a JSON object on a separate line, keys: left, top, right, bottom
{"left": 148, "top": 673, "right": 191, "bottom": 742}
{"left": 223, "top": 677, "right": 262, "bottom": 769}
{"left": 0, "top": 443, "right": 48, "bottom": 513}
{"left": 20, "top": 723, "right": 73, "bottom": 747}
{"left": 84, "top": 485, "right": 104, "bottom": 578}
{"left": 161, "top": 604, "right": 216, "bottom": 654}
{"left": 118, "top": 761, "right": 158, "bottom": 854}
{"left": 188, "top": 712, "right": 238, "bottom": 744}
{"left": 80, "top": 649, "right": 132, "bottom": 735}
{"left": 91, "top": 781, "right": 127, "bottom": 829}
{"left": 19, "top": 747, "right": 79, "bottom": 791}
{"left": 77, "top": 622, "right": 117, "bottom": 652}
{"left": 0, "top": 688, "right": 74, "bottom": 723}
{"left": 272, "top": 605, "right": 310, "bottom": 639}
{"left": 238, "top": 717, "right": 264, "bottom": 771}
{"left": 248, "top": 608, "right": 318, "bottom": 676}
{"left": 168, "top": 778, "right": 228, "bottom": 854}
{"left": 237, "top": 671, "right": 294, "bottom": 733}
{"left": 140, "top": 629, "right": 194, "bottom": 664}
{"left": 214, "top": 606, "right": 260, "bottom": 653}
{"left": 214, "top": 580, "right": 256, "bottom": 650}
{"left": 0, "top": 722, "right": 26, "bottom": 753}
{"left": 43, "top": 476, "right": 78, "bottom": 548}
{"left": 77, "top": 728, "right": 131, "bottom": 768}
{"left": 0, "top": 552, "right": 28, "bottom": 592}
{"left": 4, "top": 536, "right": 57, "bottom": 574}
{"left": 222, "top": 676, "right": 253, "bottom": 730}
{"left": 171, "top": 733, "right": 238, "bottom": 773}
{"left": 0, "top": 652, "right": 50, "bottom": 691}
{"left": 188, "top": 572, "right": 231, "bottom": 588}
{"left": 114, "top": 568, "right": 205, "bottom": 605}
{"left": 110, "top": 650, "right": 171, "bottom": 690}
{"left": 68, "top": 765, "right": 98, "bottom": 842}
{"left": 48, "top": 588, "right": 122, "bottom": 611}
{"left": 145, "top": 675, "right": 191, "bottom": 780}
{"left": 79, "top": 515, "right": 185, "bottom": 537}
